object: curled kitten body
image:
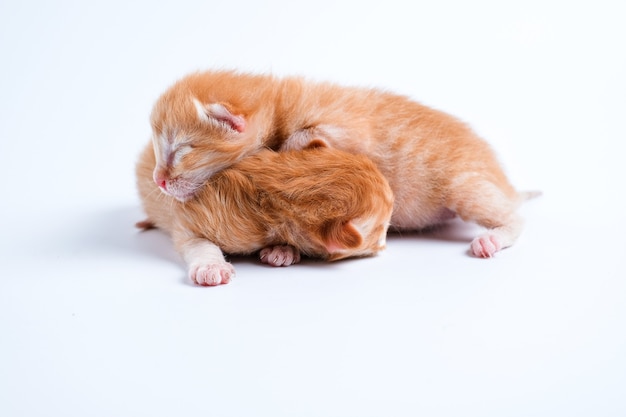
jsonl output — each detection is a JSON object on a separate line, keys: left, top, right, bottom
{"left": 136, "top": 142, "right": 393, "bottom": 285}
{"left": 150, "top": 70, "right": 539, "bottom": 258}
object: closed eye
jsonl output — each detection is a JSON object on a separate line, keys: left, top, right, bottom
{"left": 171, "top": 144, "right": 193, "bottom": 166}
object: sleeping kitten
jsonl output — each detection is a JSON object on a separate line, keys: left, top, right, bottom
{"left": 149, "top": 70, "right": 538, "bottom": 268}
{"left": 136, "top": 141, "right": 393, "bottom": 286}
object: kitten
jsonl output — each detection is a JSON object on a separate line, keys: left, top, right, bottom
{"left": 149, "top": 70, "right": 538, "bottom": 267}
{"left": 136, "top": 141, "right": 394, "bottom": 286}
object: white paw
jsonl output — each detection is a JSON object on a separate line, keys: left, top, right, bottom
{"left": 471, "top": 234, "right": 502, "bottom": 258}
{"left": 189, "top": 262, "right": 235, "bottom": 286}
{"left": 259, "top": 245, "right": 301, "bottom": 267}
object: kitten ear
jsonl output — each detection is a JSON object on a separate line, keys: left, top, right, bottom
{"left": 192, "top": 98, "right": 246, "bottom": 133}
{"left": 323, "top": 220, "right": 363, "bottom": 254}
{"left": 304, "top": 138, "right": 329, "bottom": 149}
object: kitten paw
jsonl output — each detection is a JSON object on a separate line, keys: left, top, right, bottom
{"left": 259, "top": 245, "right": 301, "bottom": 267}
{"left": 190, "top": 263, "right": 235, "bottom": 286}
{"left": 471, "top": 235, "right": 502, "bottom": 258}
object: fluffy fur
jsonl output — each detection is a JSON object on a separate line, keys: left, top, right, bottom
{"left": 136, "top": 142, "right": 393, "bottom": 286}
{"left": 148, "top": 70, "right": 537, "bottom": 270}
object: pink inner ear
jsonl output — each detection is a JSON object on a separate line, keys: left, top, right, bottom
{"left": 325, "top": 240, "right": 344, "bottom": 254}
{"left": 224, "top": 114, "right": 246, "bottom": 133}
{"left": 323, "top": 220, "right": 364, "bottom": 254}
{"left": 207, "top": 103, "right": 246, "bottom": 133}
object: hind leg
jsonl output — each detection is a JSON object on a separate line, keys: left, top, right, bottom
{"left": 447, "top": 177, "right": 523, "bottom": 258}
{"left": 469, "top": 214, "right": 524, "bottom": 258}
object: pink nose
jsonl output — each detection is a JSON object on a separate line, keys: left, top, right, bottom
{"left": 156, "top": 179, "right": 167, "bottom": 190}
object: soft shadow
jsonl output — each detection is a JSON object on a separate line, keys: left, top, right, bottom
{"left": 77, "top": 205, "right": 182, "bottom": 266}
{"left": 76, "top": 207, "right": 482, "bottom": 273}
{"left": 84, "top": 206, "right": 274, "bottom": 269}
{"left": 387, "top": 217, "right": 482, "bottom": 244}
{"left": 226, "top": 252, "right": 340, "bottom": 270}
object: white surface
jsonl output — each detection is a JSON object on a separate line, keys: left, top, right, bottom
{"left": 1, "top": 1, "right": 625, "bottom": 416}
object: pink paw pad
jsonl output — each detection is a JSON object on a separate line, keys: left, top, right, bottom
{"left": 259, "top": 245, "right": 301, "bottom": 267}
{"left": 471, "top": 235, "right": 502, "bottom": 258}
{"left": 190, "top": 263, "right": 235, "bottom": 286}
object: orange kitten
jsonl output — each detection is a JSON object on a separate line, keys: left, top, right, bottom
{"left": 136, "top": 142, "right": 393, "bottom": 286}
{"left": 149, "top": 70, "right": 537, "bottom": 263}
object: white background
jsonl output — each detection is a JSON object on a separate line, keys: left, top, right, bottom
{"left": 1, "top": 1, "right": 625, "bottom": 416}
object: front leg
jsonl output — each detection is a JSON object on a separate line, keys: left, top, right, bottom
{"left": 259, "top": 245, "right": 301, "bottom": 267}
{"left": 175, "top": 234, "right": 235, "bottom": 286}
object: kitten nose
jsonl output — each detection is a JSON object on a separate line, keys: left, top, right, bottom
{"left": 153, "top": 168, "right": 168, "bottom": 190}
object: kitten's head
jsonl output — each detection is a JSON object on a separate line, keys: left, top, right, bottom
{"left": 298, "top": 146, "right": 394, "bottom": 261}
{"left": 149, "top": 92, "right": 258, "bottom": 202}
